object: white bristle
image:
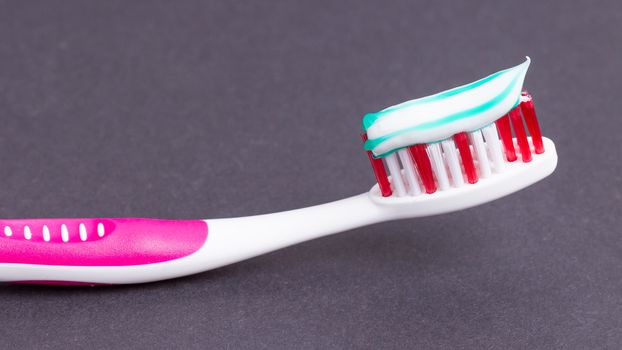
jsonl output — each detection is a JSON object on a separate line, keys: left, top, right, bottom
{"left": 24, "top": 226, "right": 32, "bottom": 240}
{"left": 4, "top": 226, "right": 12, "bottom": 237}
{"left": 397, "top": 149, "right": 422, "bottom": 196}
{"left": 385, "top": 153, "right": 407, "bottom": 197}
{"left": 482, "top": 124, "right": 505, "bottom": 173}
{"left": 469, "top": 130, "right": 492, "bottom": 178}
{"left": 441, "top": 139, "right": 464, "bottom": 188}
{"left": 427, "top": 143, "right": 450, "bottom": 190}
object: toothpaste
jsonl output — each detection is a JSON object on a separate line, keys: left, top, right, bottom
{"left": 364, "top": 57, "right": 531, "bottom": 157}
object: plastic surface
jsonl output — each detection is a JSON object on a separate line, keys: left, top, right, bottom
{"left": 0, "top": 218, "right": 207, "bottom": 266}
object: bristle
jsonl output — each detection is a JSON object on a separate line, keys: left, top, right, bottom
{"left": 441, "top": 139, "right": 464, "bottom": 187}
{"left": 385, "top": 153, "right": 407, "bottom": 197}
{"left": 427, "top": 143, "right": 450, "bottom": 190}
{"left": 481, "top": 124, "right": 505, "bottom": 173}
{"left": 453, "top": 132, "right": 478, "bottom": 184}
{"left": 409, "top": 144, "right": 437, "bottom": 194}
{"left": 520, "top": 92, "right": 545, "bottom": 154}
{"left": 361, "top": 133, "right": 392, "bottom": 197}
{"left": 397, "top": 149, "right": 422, "bottom": 196}
{"left": 495, "top": 114, "right": 517, "bottom": 162}
{"left": 469, "top": 130, "right": 491, "bottom": 178}
{"left": 509, "top": 107, "right": 532, "bottom": 162}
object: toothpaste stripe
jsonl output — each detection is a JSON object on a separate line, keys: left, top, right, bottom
{"left": 367, "top": 68, "right": 517, "bottom": 132}
{"left": 366, "top": 73, "right": 521, "bottom": 157}
{"left": 364, "top": 58, "right": 530, "bottom": 157}
{"left": 363, "top": 68, "right": 511, "bottom": 128}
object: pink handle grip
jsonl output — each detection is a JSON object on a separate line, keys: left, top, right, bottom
{"left": 0, "top": 218, "right": 208, "bottom": 266}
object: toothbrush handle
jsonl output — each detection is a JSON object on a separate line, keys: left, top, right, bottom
{"left": 0, "top": 194, "right": 386, "bottom": 285}
{"left": 202, "top": 193, "right": 386, "bottom": 272}
{"left": 0, "top": 218, "right": 208, "bottom": 285}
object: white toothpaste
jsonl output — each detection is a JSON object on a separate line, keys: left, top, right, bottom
{"left": 364, "top": 57, "right": 531, "bottom": 157}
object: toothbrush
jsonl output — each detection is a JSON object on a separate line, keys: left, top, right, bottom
{"left": 0, "top": 57, "right": 557, "bottom": 285}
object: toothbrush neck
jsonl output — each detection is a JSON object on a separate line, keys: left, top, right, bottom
{"left": 201, "top": 193, "right": 387, "bottom": 270}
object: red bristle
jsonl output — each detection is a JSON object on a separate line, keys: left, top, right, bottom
{"left": 408, "top": 144, "right": 436, "bottom": 194}
{"left": 508, "top": 107, "right": 532, "bottom": 162}
{"left": 361, "top": 133, "right": 392, "bottom": 197}
{"left": 453, "top": 132, "right": 478, "bottom": 184}
{"left": 520, "top": 91, "right": 545, "bottom": 154}
{"left": 495, "top": 114, "right": 517, "bottom": 162}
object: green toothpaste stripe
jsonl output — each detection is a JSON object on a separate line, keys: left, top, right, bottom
{"left": 362, "top": 66, "right": 515, "bottom": 130}
{"left": 364, "top": 72, "right": 521, "bottom": 156}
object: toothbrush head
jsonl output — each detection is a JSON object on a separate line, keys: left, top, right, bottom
{"left": 362, "top": 95, "right": 557, "bottom": 219}
{"left": 361, "top": 59, "right": 557, "bottom": 218}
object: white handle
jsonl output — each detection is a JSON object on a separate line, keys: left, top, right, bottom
{"left": 201, "top": 193, "right": 387, "bottom": 271}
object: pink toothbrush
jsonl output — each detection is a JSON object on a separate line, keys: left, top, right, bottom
{"left": 0, "top": 58, "right": 557, "bottom": 285}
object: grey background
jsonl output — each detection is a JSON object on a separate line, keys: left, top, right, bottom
{"left": 0, "top": 0, "right": 620, "bottom": 349}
